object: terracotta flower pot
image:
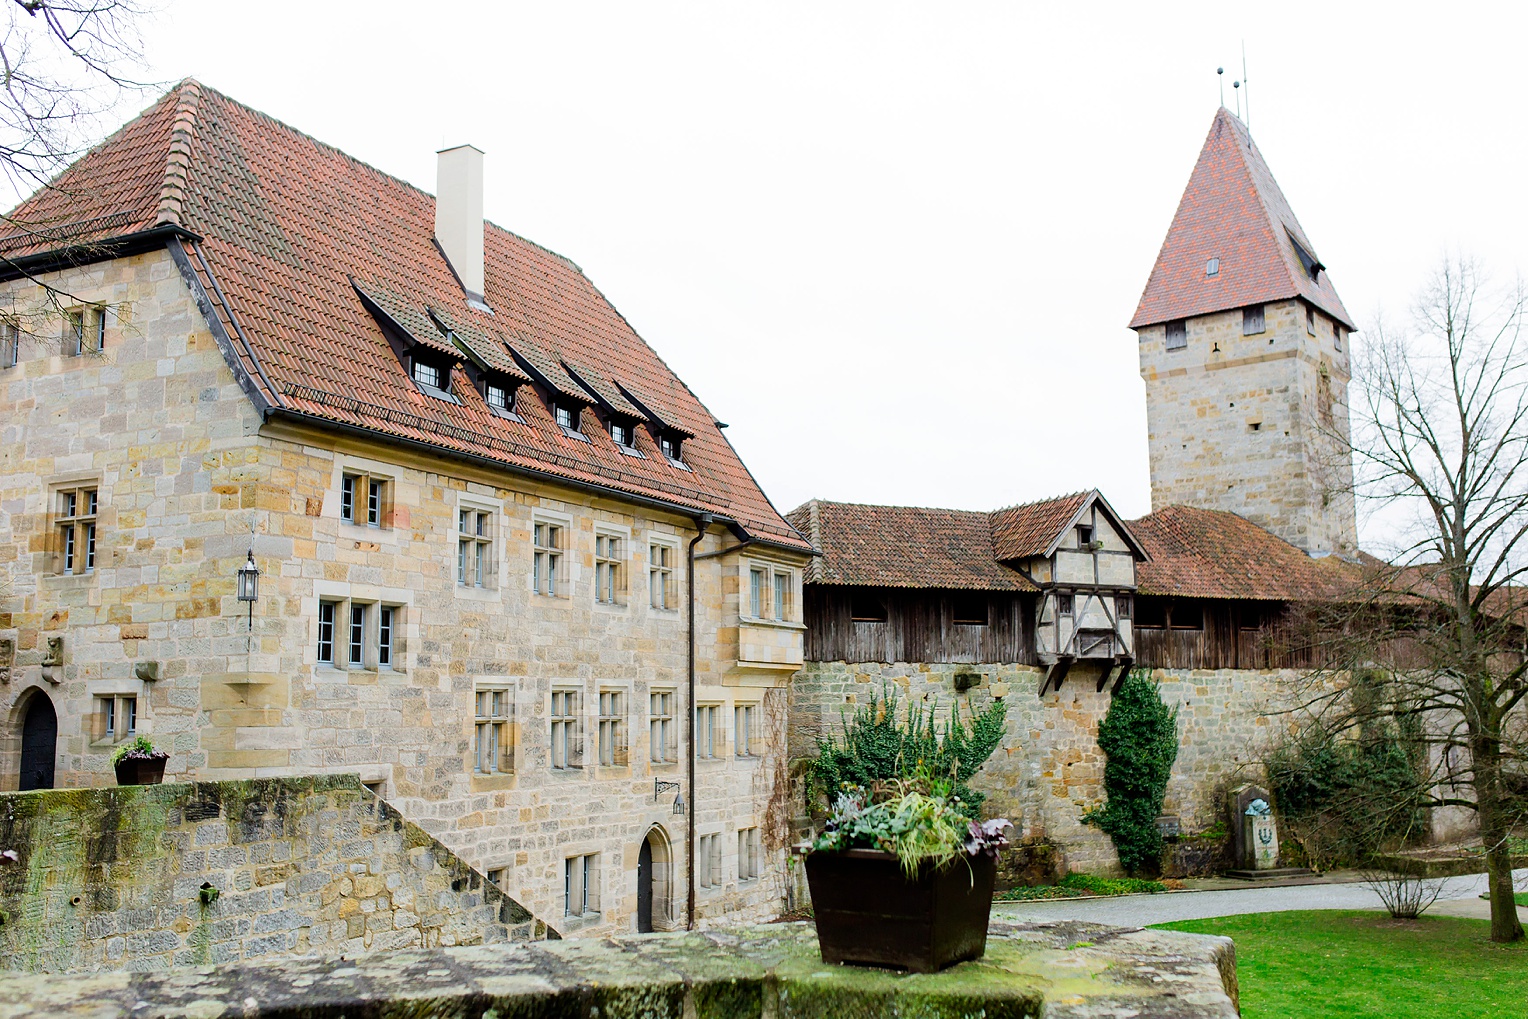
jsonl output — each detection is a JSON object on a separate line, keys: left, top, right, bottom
{"left": 113, "top": 753, "right": 168, "bottom": 786}
{"left": 805, "top": 848, "right": 996, "bottom": 973}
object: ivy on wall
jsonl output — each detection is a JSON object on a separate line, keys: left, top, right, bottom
{"left": 1085, "top": 669, "right": 1180, "bottom": 874}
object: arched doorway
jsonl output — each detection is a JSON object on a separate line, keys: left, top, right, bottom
{"left": 637, "top": 825, "right": 672, "bottom": 933}
{"left": 19, "top": 691, "right": 57, "bottom": 791}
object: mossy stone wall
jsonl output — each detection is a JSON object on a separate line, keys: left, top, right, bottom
{"left": 0, "top": 773, "right": 550, "bottom": 972}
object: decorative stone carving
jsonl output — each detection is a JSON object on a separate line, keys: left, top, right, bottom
{"left": 0, "top": 637, "right": 13, "bottom": 684}
{"left": 135, "top": 660, "right": 160, "bottom": 682}
{"left": 1244, "top": 798, "right": 1279, "bottom": 870}
{"left": 41, "top": 636, "right": 63, "bottom": 684}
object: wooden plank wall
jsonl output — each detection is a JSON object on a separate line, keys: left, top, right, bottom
{"left": 804, "top": 586, "right": 1034, "bottom": 664}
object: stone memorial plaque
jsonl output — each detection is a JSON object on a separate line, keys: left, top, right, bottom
{"left": 1244, "top": 798, "right": 1278, "bottom": 870}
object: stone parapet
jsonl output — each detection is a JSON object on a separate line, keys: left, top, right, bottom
{"left": 0, "top": 919, "right": 1239, "bottom": 1018}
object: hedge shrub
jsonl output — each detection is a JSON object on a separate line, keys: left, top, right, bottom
{"left": 1085, "top": 669, "right": 1179, "bottom": 874}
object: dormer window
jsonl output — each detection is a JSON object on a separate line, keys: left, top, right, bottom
{"left": 1205, "top": 257, "right": 1219, "bottom": 276}
{"left": 555, "top": 403, "right": 578, "bottom": 430}
{"left": 611, "top": 421, "right": 630, "bottom": 447}
{"left": 659, "top": 435, "right": 681, "bottom": 461}
{"left": 413, "top": 360, "right": 441, "bottom": 390}
{"left": 486, "top": 383, "right": 511, "bottom": 413}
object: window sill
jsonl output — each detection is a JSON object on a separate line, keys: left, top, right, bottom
{"left": 488, "top": 406, "right": 525, "bottom": 424}
{"left": 471, "top": 772, "right": 517, "bottom": 792}
{"left": 455, "top": 585, "right": 501, "bottom": 602}
{"left": 414, "top": 380, "right": 460, "bottom": 404}
{"left": 738, "top": 616, "right": 806, "bottom": 631}
{"left": 44, "top": 572, "right": 96, "bottom": 587}
{"left": 559, "top": 425, "right": 591, "bottom": 443}
{"left": 663, "top": 457, "right": 690, "bottom": 472}
{"left": 616, "top": 444, "right": 646, "bottom": 459}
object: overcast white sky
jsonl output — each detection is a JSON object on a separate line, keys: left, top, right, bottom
{"left": 126, "top": 2, "right": 1528, "bottom": 542}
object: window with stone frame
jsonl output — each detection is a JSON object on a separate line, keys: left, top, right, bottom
{"left": 737, "top": 827, "right": 761, "bottom": 882}
{"left": 1, "top": 318, "right": 17, "bottom": 368}
{"left": 594, "top": 532, "right": 624, "bottom": 605}
{"left": 564, "top": 853, "right": 600, "bottom": 917}
{"left": 597, "top": 689, "right": 627, "bottom": 766}
{"left": 1243, "top": 305, "right": 1265, "bottom": 335}
{"left": 1165, "top": 319, "right": 1187, "bottom": 351}
{"left": 1333, "top": 319, "right": 1344, "bottom": 352}
{"left": 648, "top": 540, "right": 677, "bottom": 610}
{"left": 550, "top": 688, "right": 583, "bottom": 770}
{"left": 340, "top": 471, "right": 390, "bottom": 528}
{"left": 696, "top": 833, "right": 722, "bottom": 890}
{"left": 63, "top": 306, "right": 104, "bottom": 356}
{"left": 91, "top": 694, "right": 137, "bottom": 743}
{"left": 317, "top": 597, "right": 404, "bottom": 669}
{"left": 317, "top": 600, "right": 338, "bottom": 663}
{"left": 474, "top": 683, "right": 515, "bottom": 775}
{"left": 649, "top": 690, "right": 677, "bottom": 763}
{"left": 734, "top": 703, "right": 757, "bottom": 758}
{"left": 696, "top": 703, "right": 721, "bottom": 759}
{"left": 458, "top": 507, "right": 494, "bottom": 588}
{"left": 533, "top": 519, "right": 567, "bottom": 597}
{"left": 54, "top": 485, "right": 98, "bottom": 575}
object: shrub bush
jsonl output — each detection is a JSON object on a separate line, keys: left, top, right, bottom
{"left": 1084, "top": 669, "right": 1179, "bottom": 874}
{"left": 809, "top": 684, "right": 1006, "bottom": 817}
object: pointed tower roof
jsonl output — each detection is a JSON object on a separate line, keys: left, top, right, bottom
{"left": 1130, "top": 108, "right": 1354, "bottom": 331}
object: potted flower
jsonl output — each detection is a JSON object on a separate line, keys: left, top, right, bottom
{"left": 112, "top": 736, "right": 169, "bottom": 786}
{"left": 805, "top": 775, "right": 1010, "bottom": 972}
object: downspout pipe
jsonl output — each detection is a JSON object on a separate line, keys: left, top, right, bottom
{"left": 686, "top": 512, "right": 713, "bottom": 930}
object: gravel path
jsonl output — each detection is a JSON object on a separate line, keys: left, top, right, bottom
{"left": 992, "top": 869, "right": 1528, "bottom": 927}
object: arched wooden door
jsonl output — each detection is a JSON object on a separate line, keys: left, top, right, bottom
{"left": 19, "top": 692, "right": 57, "bottom": 791}
{"left": 636, "top": 838, "right": 654, "bottom": 933}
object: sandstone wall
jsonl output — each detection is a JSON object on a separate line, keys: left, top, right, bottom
{"left": 0, "top": 774, "right": 547, "bottom": 973}
{"left": 791, "top": 661, "right": 1305, "bottom": 875}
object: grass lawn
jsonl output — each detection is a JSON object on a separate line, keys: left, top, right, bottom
{"left": 1156, "top": 911, "right": 1527, "bottom": 1019}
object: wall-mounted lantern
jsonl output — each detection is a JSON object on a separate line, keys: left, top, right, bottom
{"left": 655, "top": 778, "right": 685, "bottom": 816}
{"left": 236, "top": 549, "right": 260, "bottom": 631}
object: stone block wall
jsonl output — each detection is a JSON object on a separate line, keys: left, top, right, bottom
{"left": 0, "top": 774, "right": 548, "bottom": 972}
{"left": 790, "top": 661, "right": 1307, "bottom": 875}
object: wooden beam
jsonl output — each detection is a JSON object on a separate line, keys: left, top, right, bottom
{"left": 1039, "top": 654, "right": 1075, "bottom": 696}
{"left": 1110, "top": 656, "right": 1135, "bottom": 694}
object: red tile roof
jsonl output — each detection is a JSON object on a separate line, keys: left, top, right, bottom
{"left": 988, "top": 492, "right": 1091, "bottom": 560}
{"left": 786, "top": 500, "right": 1035, "bottom": 591}
{"left": 1129, "top": 504, "right": 1359, "bottom": 600}
{"left": 1129, "top": 108, "right": 1355, "bottom": 332}
{"left": 3, "top": 81, "right": 809, "bottom": 551}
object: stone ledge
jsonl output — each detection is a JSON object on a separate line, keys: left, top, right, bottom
{"left": 0, "top": 919, "right": 1237, "bottom": 1018}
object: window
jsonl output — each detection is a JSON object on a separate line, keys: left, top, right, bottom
{"left": 340, "top": 473, "right": 388, "bottom": 527}
{"left": 1333, "top": 320, "right": 1343, "bottom": 351}
{"left": 554, "top": 403, "right": 578, "bottom": 430}
{"left": 2, "top": 319, "right": 16, "bottom": 367}
{"left": 486, "top": 383, "right": 512, "bottom": 413}
{"left": 1056, "top": 593, "right": 1074, "bottom": 616}
{"left": 1165, "top": 319, "right": 1187, "bottom": 351}
{"left": 610, "top": 420, "right": 630, "bottom": 447}
{"left": 850, "top": 591, "right": 887, "bottom": 622}
{"left": 413, "top": 360, "right": 442, "bottom": 390}
{"left": 458, "top": 509, "right": 493, "bottom": 588}
{"left": 696, "top": 704, "right": 720, "bottom": 759}
{"left": 773, "top": 570, "right": 792, "bottom": 621}
{"left": 595, "top": 533, "right": 623, "bottom": 605}
{"left": 1306, "top": 306, "right": 1316, "bottom": 335}
{"left": 551, "top": 689, "right": 581, "bottom": 770}
{"left": 348, "top": 604, "right": 367, "bottom": 666}
{"left": 649, "top": 542, "right": 676, "bottom": 610}
{"left": 749, "top": 567, "right": 766, "bottom": 618}
{"left": 533, "top": 521, "right": 565, "bottom": 597}
{"left": 317, "top": 601, "right": 337, "bottom": 663}
{"left": 1116, "top": 594, "right": 1132, "bottom": 619}
{"left": 1134, "top": 597, "right": 1166, "bottom": 628}
{"left": 738, "top": 828, "right": 761, "bottom": 882}
{"left": 1205, "top": 257, "right": 1219, "bottom": 276}
{"left": 378, "top": 607, "right": 395, "bottom": 668}
{"left": 1243, "top": 305, "right": 1265, "bottom": 335}
{"left": 1290, "top": 236, "right": 1323, "bottom": 281}
{"left": 564, "top": 854, "right": 599, "bottom": 917}
{"left": 650, "top": 690, "right": 674, "bottom": 763}
{"left": 696, "top": 834, "right": 722, "bottom": 890}
{"left": 64, "top": 307, "right": 104, "bottom": 356}
{"left": 486, "top": 868, "right": 507, "bottom": 891}
{"left": 1170, "top": 601, "right": 1204, "bottom": 630}
{"left": 598, "top": 690, "right": 625, "bottom": 766}
{"left": 1077, "top": 524, "right": 1094, "bottom": 547}
{"left": 952, "top": 593, "right": 987, "bottom": 626}
{"left": 55, "top": 486, "right": 98, "bottom": 575}
{"left": 93, "top": 695, "right": 137, "bottom": 743}
{"left": 474, "top": 685, "right": 514, "bottom": 775}
{"left": 735, "top": 703, "right": 756, "bottom": 758}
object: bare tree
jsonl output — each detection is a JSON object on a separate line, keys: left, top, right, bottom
{"left": 1310, "top": 256, "right": 1528, "bottom": 943}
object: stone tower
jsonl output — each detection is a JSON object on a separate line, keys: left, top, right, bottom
{"left": 1132, "top": 108, "right": 1358, "bottom": 557}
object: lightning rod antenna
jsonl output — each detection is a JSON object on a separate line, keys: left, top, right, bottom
{"left": 1233, "top": 79, "right": 1241, "bottom": 119}
{"left": 1217, "top": 67, "right": 1224, "bottom": 107}
{"left": 1242, "top": 41, "right": 1250, "bottom": 128}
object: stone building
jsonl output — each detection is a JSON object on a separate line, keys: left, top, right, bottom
{"left": 0, "top": 80, "right": 812, "bottom": 935}
{"left": 787, "top": 108, "right": 1374, "bottom": 872}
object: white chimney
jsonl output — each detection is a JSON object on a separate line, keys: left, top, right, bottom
{"left": 434, "top": 144, "right": 485, "bottom": 300}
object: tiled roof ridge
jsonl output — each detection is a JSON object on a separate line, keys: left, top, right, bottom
{"left": 794, "top": 497, "right": 996, "bottom": 516}
{"left": 988, "top": 489, "right": 1094, "bottom": 516}
{"left": 154, "top": 78, "right": 202, "bottom": 227}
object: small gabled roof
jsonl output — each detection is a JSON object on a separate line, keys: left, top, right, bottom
{"left": 1, "top": 80, "right": 809, "bottom": 551}
{"left": 1130, "top": 108, "right": 1355, "bottom": 332}
{"left": 989, "top": 489, "right": 1148, "bottom": 561}
{"left": 785, "top": 500, "right": 1034, "bottom": 591}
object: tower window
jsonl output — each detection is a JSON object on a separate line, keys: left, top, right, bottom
{"left": 1306, "top": 306, "right": 1316, "bottom": 335}
{"left": 1165, "top": 320, "right": 1187, "bottom": 351}
{"left": 1242, "top": 305, "right": 1265, "bottom": 335}
{"left": 1333, "top": 321, "right": 1343, "bottom": 351}
{"left": 1205, "top": 258, "right": 1219, "bottom": 276}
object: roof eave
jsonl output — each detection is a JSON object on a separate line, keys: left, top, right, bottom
{"left": 0, "top": 222, "right": 201, "bottom": 284}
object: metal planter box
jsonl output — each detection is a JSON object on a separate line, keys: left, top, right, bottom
{"left": 805, "top": 848, "right": 996, "bottom": 973}
{"left": 114, "top": 755, "right": 168, "bottom": 786}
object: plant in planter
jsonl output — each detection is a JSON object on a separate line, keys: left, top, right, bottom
{"left": 111, "top": 735, "right": 169, "bottom": 786}
{"left": 806, "top": 772, "right": 1011, "bottom": 973}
